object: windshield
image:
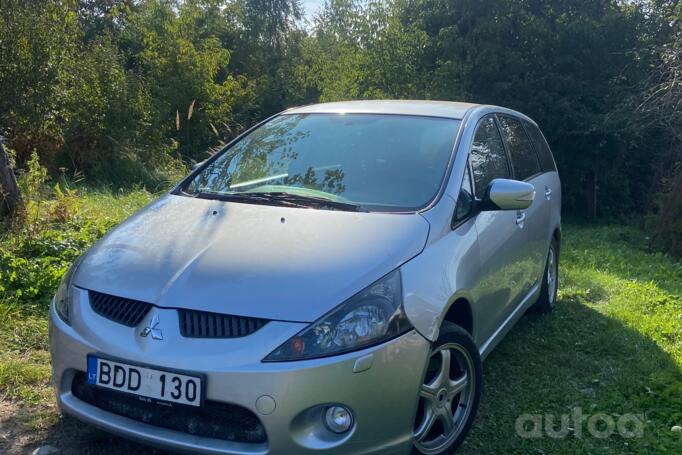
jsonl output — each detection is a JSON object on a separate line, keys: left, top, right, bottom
{"left": 182, "top": 113, "right": 461, "bottom": 212}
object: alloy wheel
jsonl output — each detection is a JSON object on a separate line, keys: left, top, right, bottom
{"left": 413, "top": 343, "right": 476, "bottom": 454}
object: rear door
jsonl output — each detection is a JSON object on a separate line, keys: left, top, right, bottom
{"left": 523, "top": 119, "right": 560, "bottom": 257}
{"left": 469, "top": 115, "right": 531, "bottom": 340}
{"left": 496, "top": 114, "right": 545, "bottom": 288}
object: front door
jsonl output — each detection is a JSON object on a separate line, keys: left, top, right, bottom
{"left": 469, "top": 115, "right": 532, "bottom": 342}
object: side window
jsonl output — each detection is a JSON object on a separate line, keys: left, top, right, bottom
{"left": 469, "top": 116, "right": 511, "bottom": 198}
{"left": 453, "top": 163, "right": 474, "bottom": 224}
{"left": 497, "top": 115, "right": 540, "bottom": 180}
{"left": 462, "top": 161, "right": 473, "bottom": 194}
{"left": 523, "top": 120, "right": 557, "bottom": 173}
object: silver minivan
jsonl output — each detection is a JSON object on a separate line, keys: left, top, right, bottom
{"left": 49, "top": 100, "right": 561, "bottom": 455}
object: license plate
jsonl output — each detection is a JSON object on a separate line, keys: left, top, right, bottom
{"left": 86, "top": 355, "right": 203, "bottom": 407}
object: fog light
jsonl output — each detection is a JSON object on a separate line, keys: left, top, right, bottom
{"left": 324, "top": 406, "right": 353, "bottom": 433}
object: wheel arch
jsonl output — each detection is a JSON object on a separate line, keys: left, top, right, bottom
{"left": 550, "top": 225, "right": 561, "bottom": 255}
{"left": 440, "top": 294, "right": 475, "bottom": 340}
{"left": 553, "top": 225, "right": 561, "bottom": 243}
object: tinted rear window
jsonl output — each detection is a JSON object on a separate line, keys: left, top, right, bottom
{"left": 497, "top": 115, "right": 541, "bottom": 180}
{"left": 523, "top": 120, "right": 556, "bottom": 173}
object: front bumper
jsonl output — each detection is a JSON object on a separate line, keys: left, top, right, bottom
{"left": 49, "top": 289, "right": 431, "bottom": 455}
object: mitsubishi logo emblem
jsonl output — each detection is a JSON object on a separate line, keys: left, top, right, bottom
{"left": 140, "top": 314, "right": 163, "bottom": 340}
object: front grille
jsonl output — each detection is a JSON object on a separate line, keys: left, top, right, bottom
{"left": 71, "top": 372, "right": 267, "bottom": 444}
{"left": 179, "top": 309, "right": 268, "bottom": 338}
{"left": 89, "top": 290, "right": 269, "bottom": 337}
{"left": 89, "top": 291, "right": 152, "bottom": 327}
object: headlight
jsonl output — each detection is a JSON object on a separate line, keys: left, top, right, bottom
{"left": 54, "top": 256, "right": 83, "bottom": 324}
{"left": 264, "top": 270, "right": 412, "bottom": 361}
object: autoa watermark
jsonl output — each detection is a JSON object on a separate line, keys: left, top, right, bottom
{"left": 516, "top": 408, "right": 644, "bottom": 439}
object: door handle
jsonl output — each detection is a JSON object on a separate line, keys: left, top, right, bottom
{"left": 545, "top": 186, "right": 552, "bottom": 200}
{"left": 516, "top": 211, "right": 526, "bottom": 227}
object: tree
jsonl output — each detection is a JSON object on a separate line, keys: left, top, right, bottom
{"left": 0, "top": 136, "right": 22, "bottom": 218}
{"left": 302, "top": 0, "right": 428, "bottom": 101}
{"left": 636, "top": 0, "right": 682, "bottom": 255}
{"left": 397, "top": 0, "right": 652, "bottom": 217}
{"left": 0, "top": 0, "right": 81, "bottom": 168}
{"left": 227, "top": 0, "right": 307, "bottom": 116}
{"left": 0, "top": 0, "right": 678, "bottom": 228}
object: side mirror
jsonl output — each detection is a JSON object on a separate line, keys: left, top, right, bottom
{"left": 481, "top": 178, "right": 535, "bottom": 211}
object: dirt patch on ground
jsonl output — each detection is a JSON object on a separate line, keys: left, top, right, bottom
{"left": 0, "top": 400, "right": 43, "bottom": 454}
{"left": 0, "top": 399, "right": 171, "bottom": 455}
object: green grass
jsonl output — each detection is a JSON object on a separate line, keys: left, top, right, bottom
{"left": 1, "top": 191, "right": 681, "bottom": 453}
{"left": 0, "top": 188, "right": 153, "bottom": 408}
{"left": 460, "top": 224, "right": 682, "bottom": 454}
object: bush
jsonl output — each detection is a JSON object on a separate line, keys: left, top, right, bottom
{"left": 0, "top": 183, "right": 153, "bottom": 309}
{"left": 0, "top": 150, "right": 155, "bottom": 309}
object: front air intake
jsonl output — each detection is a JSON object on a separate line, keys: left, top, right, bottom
{"left": 178, "top": 309, "right": 268, "bottom": 338}
{"left": 71, "top": 372, "right": 267, "bottom": 444}
{"left": 89, "top": 290, "right": 152, "bottom": 327}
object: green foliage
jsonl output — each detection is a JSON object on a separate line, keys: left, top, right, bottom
{"left": 0, "top": 0, "right": 680, "bottom": 245}
{"left": 0, "top": 0, "right": 261, "bottom": 178}
{"left": 0, "top": 188, "right": 150, "bottom": 379}
{"left": 303, "top": 0, "right": 428, "bottom": 101}
{"left": 0, "top": 187, "right": 153, "bottom": 409}
{"left": 635, "top": 1, "right": 682, "bottom": 257}
{"left": 17, "top": 151, "right": 48, "bottom": 199}
{"left": 1, "top": 152, "right": 153, "bottom": 306}
{"left": 121, "top": 0, "right": 256, "bottom": 160}
{"left": 0, "top": 187, "right": 152, "bottom": 305}
{"left": 0, "top": 0, "right": 80, "bottom": 165}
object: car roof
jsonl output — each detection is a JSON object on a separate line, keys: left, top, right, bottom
{"left": 285, "top": 100, "right": 480, "bottom": 120}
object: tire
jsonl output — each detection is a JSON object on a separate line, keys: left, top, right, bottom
{"left": 412, "top": 323, "right": 482, "bottom": 455}
{"left": 533, "top": 237, "right": 560, "bottom": 314}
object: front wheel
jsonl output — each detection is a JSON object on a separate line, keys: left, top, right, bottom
{"left": 412, "top": 323, "right": 482, "bottom": 455}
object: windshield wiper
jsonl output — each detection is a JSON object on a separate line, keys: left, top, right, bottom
{"left": 245, "top": 192, "right": 368, "bottom": 212}
{"left": 190, "top": 191, "right": 307, "bottom": 208}
{"left": 187, "top": 190, "right": 366, "bottom": 212}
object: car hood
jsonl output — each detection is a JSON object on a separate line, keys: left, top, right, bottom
{"left": 74, "top": 194, "right": 430, "bottom": 322}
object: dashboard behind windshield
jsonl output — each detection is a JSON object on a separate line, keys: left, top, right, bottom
{"left": 183, "top": 113, "right": 462, "bottom": 212}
